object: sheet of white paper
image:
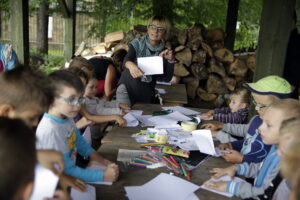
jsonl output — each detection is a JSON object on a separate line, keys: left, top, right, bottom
{"left": 124, "top": 113, "right": 139, "bottom": 127}
{"left": 184, "top": 193, "right": 199, "bottom": 200}
{"left": 155, "top": 88, "right": 167, "bottom": 94}
{"left": 129, "top": 110, "right": 143, "bottom": 116}
{"left": 178, "top": 140, "right": 199, "bottom": 151}
{"left": 71, "top": 184, "right": 96, "bottom": 200}
{"left": 82, "top": 126, "right": 92, "bottom": 145}
{"left": 86, "top": 164, "right": 112, "bottom": 185}
{"left": 156, "top": 81, "right": 171, "bottom": 85}
{"left": 117, "top": 149, "right": 148, "bottom": 162}
{"left": 192, "top": 130, "right": 216, "bottom": 155}
{"left": 134, "top": 115, "right": 154, "bottom": 127}
{"left": 149, "top": 111, "right": 191, "bottom": 126}
{"left": 125, "top": 173, "right": 200, "bottom": 200}
{"left": 154, "top": 124, "right": 181, "bottom": 129}
{"left": 162, "top": 106, "right": 201, "bottom": 115}
{"left": 30, "top": 164, "right": 59, "bottom": 200}
{"left": 200, "top": 175, "right": 244, "bottom": 197}
{"left": 137, "top": 56, "right": 163, "bottom": 75}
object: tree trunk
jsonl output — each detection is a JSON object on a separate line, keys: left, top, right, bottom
{"left": 224, "top": 0, "right": 240, "bottom": 51}
{"left": 37, "top": 2, "right": 49, "bottom": 54}
{"left": 152, "top": 0, "right": 174, "bottom": 25}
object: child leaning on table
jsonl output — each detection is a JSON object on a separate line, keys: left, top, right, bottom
{"left": 202, "top": 75, "right": 292, "bottom": 164}
{"left": 201, "top": 88, "right": 249, "bottom": 124}
{"left": 204, "top": 99, "right": 300, "bottom": 199}
{"left": 36, "top": 70, "right": 119, "bottom": 183}
{"left": 275, "top": 117, "right": 300, "bottom": 200}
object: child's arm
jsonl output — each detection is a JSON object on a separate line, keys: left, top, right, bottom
{"left": 222, "top": 123, "right": 249, "bottom": 138}
{"left": 238, "top": 139, "right": 271, "bottom": 163}
{"left": 59, "top": 173, "right": 86, "bottom": 192}
{"left": 221, "top": 149, "right": 244, "bottom": 163}
{"left": 214, "top": 107, "right": 231, "bottom": 114}
{"left": 213, "top": 111, "right": 245, "bottom": 124}
{"left": 37, "top": 150, "right": 64, "bottom": 175}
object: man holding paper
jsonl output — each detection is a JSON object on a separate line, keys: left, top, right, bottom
{"left": 117, "top": 15, "right": 175, "bottom": 106}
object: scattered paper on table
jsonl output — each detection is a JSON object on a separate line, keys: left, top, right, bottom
{"left": 30, "top": 164, "right": 59, "bottom": 200}
{"left": 129, "top": 110, "right": 143, "bottom": 116}
{"left": 149, "top": 111, "right": 191, "bottom": 126}
{"left": 155, "top": 88, "right": 167, "bottom": 94}
{"left": 125, "top": 173, "right": 200, "bottom": 200}
{"left": 137, "top": 56, "right": 163, "bottom": 75}
{"left": 162, "top": 106, "right": 201, "bottom": 115}
{"left": 200, "top": 175, "right": 244, "bottom": 197}
{"left": 117, "top": 149, "right": 148, "bottom": 162}
{"left": 124, "top": 113, "right": 139, "bottom": 127}
{"left": 135, "top": 115, "right": 155, "bottom": 127}
{"left": 71, "top": 184, "right": 96, "bottom": 200}
{"left": 192, "top": 130, "right": 216, "bottom": 155}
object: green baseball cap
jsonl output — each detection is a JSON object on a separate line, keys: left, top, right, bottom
{"left": 244, "top": 75, "right": 292, "bottom": 98}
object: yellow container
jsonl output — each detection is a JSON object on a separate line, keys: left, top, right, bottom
{"left": 181, "top": 121, "right": 197, "bottom": 131}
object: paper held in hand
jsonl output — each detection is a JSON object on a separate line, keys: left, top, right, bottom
{"left": 137, "top": 56, "right": 164, "bottom": 75}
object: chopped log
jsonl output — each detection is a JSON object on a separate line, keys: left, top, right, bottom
{"left": 205, "top": 28, "right": 225, "bottom": 42}
{"left": 201, "top": 42, "right": 213, "bottom": 57}
{"left": 246, "top": 54, "right": 256, "bottom": 72}
{"left": 228, "top": 58, "right": 248, "bottom": 77}
{"left": 214, "top": 94, "right": 226, "bottom": 107}
{"left": 121, "top": 30, "right": 136, "bottom": 44}
{"left": 214, "top": 48, "right": 234, "bottom": 63}
{"left": 113, "top": 43, "right": 129, "bottom": 51}
{"left": 130, "top": 25, "right": 147, "bottom": 33}
{"left": 186, "top": 79, "right": 199, "bottom": 99}
{"left": 167, "top": 27, "right": 180, "bottom": 49}
{"left": 206, "top": 74, "right": 228, "bottom": 94}
{"left": 175, "top": 48, "right": 192, "bottom": 66}
{"left": 223, "top": 76, "right": 236, "bottom": 91}
{"left": 208, "top": 59, "right": 226, "bottom": 77}
{"left": 191, "top": 63, "right": 208, "bottom": 80}
{"left": 187, "top": 24, "right": 203, "bottom": 50}
{"left": 192, "top": 49, "right": 206, "bottom": 63}
{"left": 170, "top": 75, "right": 181, "bottom": 84}
{"left": 197, "top": 87, "right": 217, "bottom": 102}
{"left": 104, "top": 30, "right": 125, "bottom": 43}
{"left": 177, "top": 29, "right": 187, "bottom": 45}
{"left": 174, "top": 45, "right": 186, "bottom": 52}
{"left": 182, "top": 76, "right": 197, "bottom": 84}
{"left": 211, "top": 41, "right": 224, "bottom": 50}
{"left": 81, "top": 48, "right": 95, "bottom": 57}
{"left": 174, "top": 63, "right": 190, "bottom": 77}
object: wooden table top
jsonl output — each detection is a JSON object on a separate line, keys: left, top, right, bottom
{"left": 95, "top": 104, "right": 240, "bottom": 200}
{"left": 156, "top": 84, "right": 188, "bottom": 105}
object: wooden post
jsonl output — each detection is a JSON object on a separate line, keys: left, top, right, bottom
{"left": 64, "top": 0, "right": 76, "bottom": 62}
{"left": 224, "top": 0, "right": 240, "bottom": 51}
{"left": 254, "top": 0, "right": 296, "bottom": 80}
{"left": 9, "top": 0, "right": 29, "bottom": 66}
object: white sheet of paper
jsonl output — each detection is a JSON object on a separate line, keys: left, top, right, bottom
{"left": 117, "top": 149, "right": 148, "bottom": 162}
{"left": 137, "top": 56, "right": 163, "bottom": 75}
{"left": 155, "top": 88, "right": 167, "bottom": 94}
{"left": 184, "top": 193, "right": 199, "bottom": 200}
{"left": 192, "top": 130, "right": 216, "bottom": 155}
{"left": 86, "top": 164, "right": 112, "bottom": 185}
{"left": 200, "top": 175, "right": 244, "bottom": 197}
{"left": 129, "top": 110, "right": 143, "bottom": 116}
{"left": 124, "top": 113, "right": 139, "bottom": 127}
{"left": 30, "top": 164, "right": 59, "bottom": 200}
{"left": 154, "top": 124, "right": 181, "bottom": 129}
{"left": 149, "top": 111, "right": 191, "bottom": 126}
{"left": 125, "top": 173, "right": 200, "bottom": 200}
{"left": 71, "top": 184, "right": 96, "bottom": 200}
{"left": 162, "top": 106, "right": 201, "bottom": 115}
{"left": 82, "top": 126, "right": 92, "bottom": 145}
{"left": 135, "top": 115, "right": 155, "bottom": 127}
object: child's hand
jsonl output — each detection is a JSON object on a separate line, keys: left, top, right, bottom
{"left": 37, "top": 150, "right": 64, "bottom": 175}
{"left": 209, "top": 165, "right": 237, "bottom": 179}
{"left": 115, "top": 115, "right": 126, "bottom": 127}
{"left": 201, "top": 123, "right": 224, "bottom": 131}
{"left": 75, "top": 117, "right": 94, "bottom": 129}
{"left": 218, "top": 143, "right": 232, "bottom": 150}
{"left": 104, "top": 163, "right": 119, "bottom": 182}
{"left": 203, "top": 180, "right": 227, "bottom": 192}
{"left": 119, "top": 103, "right": 131, "bottom": 110}
{"left": 59, "top": 174, "right": 86, "bottom": 192}
{"left": 44, "top": 189, "right": 71, "bottom": 200}
{"left": 222, "top": 149, "right": 244, "bottom": 163}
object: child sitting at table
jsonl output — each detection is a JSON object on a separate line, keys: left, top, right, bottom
{"left": 36, "top": 70, "right": 119, "bottom": 183}
{"left": 203, "top": 98, "right": 300, "bottom": 199}
{"left": 202, "top": 76, "right": 292, "bottom": 164}
{"left": 201, "top": 88, "right": 249, "bottom": 124}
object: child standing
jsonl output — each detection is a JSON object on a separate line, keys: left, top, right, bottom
{"left": 36, "top": 70, "right": 119, "bottom": 183}
{"left": 202, "top": 75, "right": 292, "bottom": 164}
{"left": 204, "top": 99, "right": 300, "bottom": 199}
{"left": 201, "top": 88, "right": 249, "bottom": 124}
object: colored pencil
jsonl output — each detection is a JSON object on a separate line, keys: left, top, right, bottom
{"left": 170, "top": 156, "right": 180, "bottom": 168}
{"left": 163, "top": 156, "right": 178, "bottom": 169}
{"left": 140, "top": 142, "right": 166, "bottom": 146}
{"left": 141, "top": 155, "right": 158, "bottom": 163}
{"left": 133, "top": 158, "right": 153, "bottom": 165}
{"left": 128, "top": 162, "right": 147, "bottom": 167}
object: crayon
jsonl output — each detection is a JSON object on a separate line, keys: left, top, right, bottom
{"left": 163, "top": 156, "right": 180, "bottom": 170}
{"left": 133, "top": 158, "right": 153, "bottom": 165}
{"left": 180, "top": 163, "right": 187, "bottom": 178}
{"left": 140, "top": 142, "right": 166, "bottom": 146}
{"left": 141, "top": 155, "right": 158, "bottom": 163}
{"left": 128, "top": 162, "right": 148, "bottom": 168}
{"left": 170, "top": 156, "right": 180, "bottom": 168}
{"left": 183, "top": 164, "right": 191, "bottom": 180}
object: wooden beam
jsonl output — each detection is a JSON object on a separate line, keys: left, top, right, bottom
{"left": 254, "top": 0, "right": 296, "bottom": 80}
{"left": 224, "top": 0, "right": 240, "bottom": 51}
{"left": 9, "top": 0, "right": 29, "bottom": 66}
{"left": 57, "top": 0, "right": 70, "bottom": 17}
{"left": 63, "top": 0, "right": 76, "bottom": 62}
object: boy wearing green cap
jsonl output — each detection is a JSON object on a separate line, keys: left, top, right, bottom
{"left": 202, "top": 75, "right": 292, "bottom": 164}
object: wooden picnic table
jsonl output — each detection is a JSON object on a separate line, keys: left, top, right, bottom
{"left": 94, "top": 104, "right": 240, "bottom": 200}
{"left": 156, "top": 83, "right": 188, "bottom": 106}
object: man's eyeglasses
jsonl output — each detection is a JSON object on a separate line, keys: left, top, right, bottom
{"left": 251, "top": 99, "right": 270, "bottom": 110}
{"left": 58, "top": 96, "right": 85, "bottom": 105}
{"left": 148, "top": 24, "right": 166, "bottom": 33}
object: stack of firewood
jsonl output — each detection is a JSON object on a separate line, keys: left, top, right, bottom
{"left": 81, "top": 24, "right": 256, "bottom": 106}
